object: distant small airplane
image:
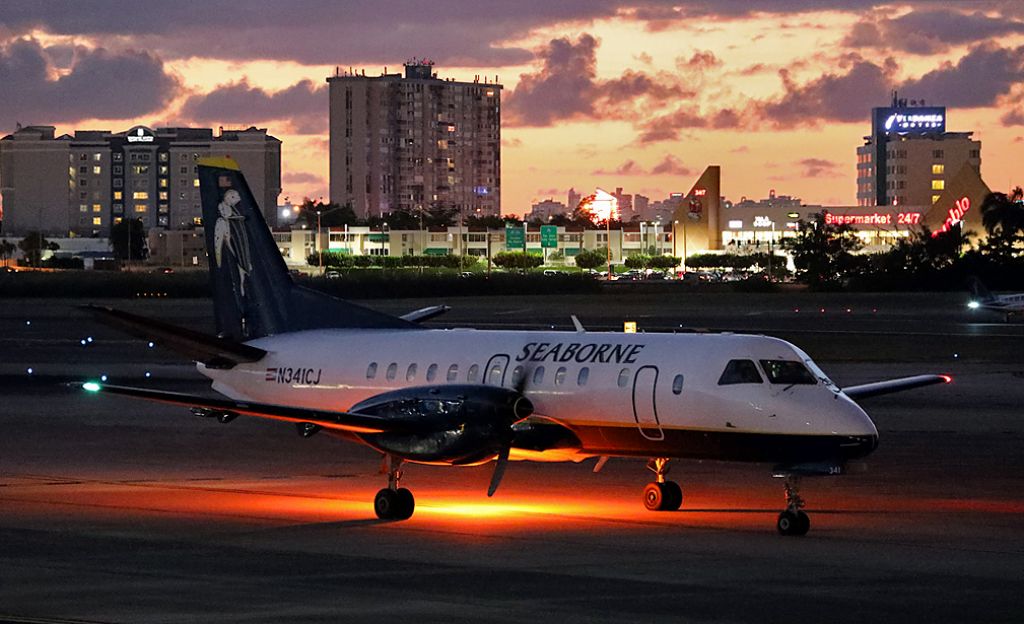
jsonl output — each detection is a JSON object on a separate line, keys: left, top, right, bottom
{"left": 80, "top": 157, "right": 951, "bottom": 536}
{"left": 967, "top": 277, "right": 1024, "bottom": 321}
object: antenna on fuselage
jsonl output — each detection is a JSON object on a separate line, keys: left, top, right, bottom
{"left": 571, "top": 315, "right": 586, "bottom": 333}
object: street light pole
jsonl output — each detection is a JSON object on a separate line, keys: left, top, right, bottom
{"left": 317, "top": 209, "right": 323, "bottom": 272}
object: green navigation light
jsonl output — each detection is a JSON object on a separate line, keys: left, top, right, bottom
{"left": 83, "top": 382, "right": 101, "bottom": 392}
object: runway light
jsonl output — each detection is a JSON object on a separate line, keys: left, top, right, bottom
{"left": 967, "top": 301, "right": 980, "bottom": 309}
{"left": 819, "top": 308, "right": 826, "bottom": 313}
{"left": 148, "top": 341, "right": 155, "bottom": 348}
{"left": 26, "top": 367, "right": 33, "bottom": 374}
{"left": 144, "top": 371, "right": 152, "bottom": 378}
{"left": 845, "top": 308, "right": 852, "bottom": 313}
{"left": 80, "top": 339, "right": 87, "bottom": 346}
{"left": 25, "top": 320, "right": 31, "bottom": 326}
{"left": 100, "top": 374, "right": 108, "bottom": 382}
{"left": 87, "top": 336, "right": 94, "bottom": 343}
{"left": 953, "top": 353, "right": 959, "bottom": 359}
{"left": 83, "top": 382, "right": 101, "bottom": 392}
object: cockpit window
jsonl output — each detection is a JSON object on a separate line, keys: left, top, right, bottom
{"left": 759, "top": 360, "right": 817, "bottom": 385}
{"left": 717, "top": 359, "right": 763, "bottom": 385}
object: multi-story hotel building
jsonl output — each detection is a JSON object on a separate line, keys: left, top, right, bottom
{"left": 856, "top": 96, "right": 980, "bottom": 207}
{"left": 328, "top": 60, "right": 501, "bottom": 220}
{"left": 0, "top": 125, "right": 281, "bottom": 237}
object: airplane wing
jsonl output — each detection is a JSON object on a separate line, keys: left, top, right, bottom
{"left": 84, "top": 305, "right": 266, "bottom": 367}
{"left": 81, "top": 382, "right": 423, "bottom": 435}
{"left": 842, "top": 374, "right": 951, "bottom": 400}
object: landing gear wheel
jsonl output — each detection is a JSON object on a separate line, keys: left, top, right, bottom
{"left": 776, "top": 510, "right": 810, "bottom": 536}
{"left": 395, "top": 487, "right": 415, "bottom": 520}
{"left": 643, "top": 481, "right": 682, "bottom": 511}
{"left": 374, "top": 487, "right": 416, "bottom": 520}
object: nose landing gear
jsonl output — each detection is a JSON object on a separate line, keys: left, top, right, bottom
{"left": 374, "top": 454, "right": 415, "bottom": 520}
{"left": 642, "top": 457, "right": 683, "bottom": 511}
{"left": 775, "top": 474, "right": 810, "bottom": 536}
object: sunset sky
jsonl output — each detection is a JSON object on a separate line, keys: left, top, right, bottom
{"left": 2, "top": 1, "right": 1024, "bottom": 215}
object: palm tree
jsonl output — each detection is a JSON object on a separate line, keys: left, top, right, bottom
{"left": 981, "top": 186, "right": 1024, "bottom": 237}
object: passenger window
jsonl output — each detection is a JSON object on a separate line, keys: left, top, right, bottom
{"left": 447, "top": 364, "right": 459, "bottom": 382}
{"left": 672, "top": 374, "right": 684, "bottom": 394}
{"left": 717, "top": 359, "right": 763, "bottom": 385}
{"left": 617, "top": 368, "right": 630, "bottom": 388}
{"left": 425, "top": 363, "right": 438, "bottom": 382}
{"left": 467, "top": 364, "right": 480, "bottom": 383}
{"left": 532, "top": 366, "right": 545, "bottom": 385}
{"left": 577, "top": 367, "right": 589, "bottom": 386}
{"left": 759, "top": 360, "right": 817, "bottom": 385}
{"left": 554, "top": 367, "right": 567, "bottom": 386}
{"left": 366, "top": 362, "right": 377, "bottom": 379}
{"left": 511, "top": 365, "right": 525, "bottom": 385}
{"left": 487, "top": 362, "right": 504, "bottom": 385}
{"left": 406, "top": 363, "right": 417, "bottom": 381}
{"left": 386, "top": 363, "right": 397, "bottom": 381}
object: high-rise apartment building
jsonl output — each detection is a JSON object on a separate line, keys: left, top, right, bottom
{"left": 856, "top": 95, "right": 980, "bottom": 207}
{"left": 0, "top": 125, "right": 281, "bottom": 237}
{"left": 328, "top": 60, "right": 501, "bottom": 219}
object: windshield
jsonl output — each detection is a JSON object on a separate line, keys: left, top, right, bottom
{"left": 718, "top": 359, "right": 764, "bottom": 385}
{"left": 759, "top": 360, "right": 817, "bottom": 385}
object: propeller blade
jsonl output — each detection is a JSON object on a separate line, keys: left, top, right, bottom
{"left": 487, "top": 444, "right": 510, "bottom": 497}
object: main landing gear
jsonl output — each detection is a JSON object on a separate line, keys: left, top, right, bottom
{"left": 775, "top": 474, "right": 810, "bottom": 536}
{"left": 374, "top": 454, "right": 415, "bottom": 520}
{"left": 643, "top": 457, "right": 683, "bottom": 512}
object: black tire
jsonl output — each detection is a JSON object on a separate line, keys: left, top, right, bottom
{"left": 395, "top": 487, "right": 415, "bottom": 520}
{"left": 642, "top": 482, "right": 664, "bottom": 511}
{"left": 777, "top": 510, "right": 810, "bottom": 536}
{"left": 661, "top": 481, "right": 683, "bottom": 511}
{"left": 374, "top": 488, "right": 399, "bottom": 519}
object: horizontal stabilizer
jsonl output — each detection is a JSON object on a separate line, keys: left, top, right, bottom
{"left": 81, "top": 382, "right": 423, "bottom": 435}
{"left": 400, "top": 305, "right": 451, "bottom": 323}
{"left": 843, "top": 374, "right": 951, "bottom": 400}
{"left": 84, "top": 305, "right": 266, "bottom": 367}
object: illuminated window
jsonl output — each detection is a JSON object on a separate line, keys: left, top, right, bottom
{"left": 79, "top": 204, "right": 88, "bottom": 212}
{"left": 114, "top": 217, "right": 122, "bottom": 224}
{"left": 158, "top": 152, "right": 167, "bottom": 162}
{"left": 932, "top": 164, "right": 944, "bottom": 175}
{"left": 92, "top": 217, "right": 102, "bottom": 225}
{"left": 132, "top": 165, "right": 149, "bottom": 174}
{"left": 425, "top": 364, "right": 438, "bottom": 382}
{"left": 446, "top": 364, "right": 458, "bottom": 382}
{"left": 192, "top": 217, "right": 203, "bottom": 225}
{"left": 932, "top": 179, "right": 945, "bottom": 191}
{"left": 92, "top": 166, "right": 101, "bottom": 175}
{"left": 160, "top": 179, "right": 168, "bottom": 188}
{"left": 133, "top": 192, "right": 149, "bottom": 200}
{"left": 113, "top": 191, "right": 122, "bottom": 200}
{"left": 932, "top": 195, "right": 941, "bottom": 204}
{"left": 193, "top": 178, "right": 200, "bottom": 187}
{"left": 92, "top": 204, "right": 102, "bottom": 212}
{"left": 405, "top": 363, "right": 417, "bottom": 381}
{"left": 159, "top": 191, "right": 168, "bottom": 200}
{"left": 135, "top": 204, "right": 147, "bottom": 212}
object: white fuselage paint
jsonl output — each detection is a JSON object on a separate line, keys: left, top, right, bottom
{"left": 197, "top": 329, "right": 877, "bottom": 462}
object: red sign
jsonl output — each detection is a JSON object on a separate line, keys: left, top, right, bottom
{"left": 932, "top": 197, "right": 970, "bottom": 237}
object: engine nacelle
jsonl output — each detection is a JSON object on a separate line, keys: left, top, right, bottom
{"left": 350, "top": 385, "right": 532, "bottom": 464}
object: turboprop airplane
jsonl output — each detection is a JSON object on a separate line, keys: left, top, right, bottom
{"left": 967, "top": 277, "right": 1024, "bottom": 321}
{"left": 81, "top": 157, "right": 951, "bottom": 536}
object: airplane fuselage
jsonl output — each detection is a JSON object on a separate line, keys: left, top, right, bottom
{"left": 200, "top": 329, "right": 878, "bottom": 466}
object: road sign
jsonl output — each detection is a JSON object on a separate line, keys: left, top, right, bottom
{"left": 505, "top": 226, "right": 525, "bottom": 250}
{"left": 540, "top": 225, "right": 558, "bottom": 248}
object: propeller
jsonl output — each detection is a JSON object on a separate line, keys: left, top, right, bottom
{"left": 486, "top": 367, "right": 533, "bottom": 497}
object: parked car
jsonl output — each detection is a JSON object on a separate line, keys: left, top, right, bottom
{"left": 325, "top": 270, "right": 341, "bottom": 280}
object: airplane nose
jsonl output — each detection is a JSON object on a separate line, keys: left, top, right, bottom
{"left": 837, "top": 396, "right": 879, "bottom": 459}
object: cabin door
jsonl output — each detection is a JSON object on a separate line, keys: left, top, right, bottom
{"left": 632, "top": 365, "right": 665, "bottom": 441}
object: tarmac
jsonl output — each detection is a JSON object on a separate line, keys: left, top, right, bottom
{"left": 1, "top": 291, "right": 1022, "bottom": 623}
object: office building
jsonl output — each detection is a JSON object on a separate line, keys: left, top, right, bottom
{"left": 328, "top": 60, "right": 501, "bottom": 220}
{"left": 856, "top": 95, "right": 980, "bottom": 207}
{"left": 0, "top": 125, "right": 281, "bottom": 237}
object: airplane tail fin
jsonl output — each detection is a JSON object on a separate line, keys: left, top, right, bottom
{"left": 197, "top": 157, "right": 416, "bottom": 340}
{"left": 967, "top": 276, "right": 995, "bottom": 302}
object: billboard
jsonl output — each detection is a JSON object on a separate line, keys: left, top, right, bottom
{"left": 872, "top": 106, "right": 946, "bottom": 135}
